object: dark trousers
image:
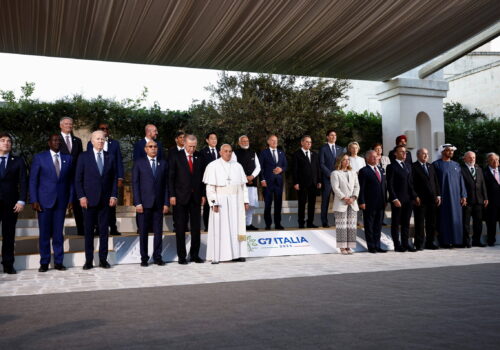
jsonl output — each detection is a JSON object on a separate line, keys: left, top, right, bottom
{"left": 320, "top": 179, "right": 332, "bottom": 225}
{"left": 72, "top": 199, "right": 84, "bottom": 235}
{"left": 486, "top": 205, "right": 500, "bottom": 245}
{"left": 38, "top": 203, "right": 66, "bottom": 265}
{"left": 0, "top": 200, "right": 18, "bottom": 268}
{"left": 109, "top": 205, "right": 118, "bottom": 233}
{"left": 174, "top": 196, "right": 201, "bottom": 260}
{"left": 83, "top": 199, "right": 110, "bottom": 263}
{"left": 263, "top": 186, "right": 283, "bottom": 227}
{"left": 298, "top": 184, "right": 317, "bottom": 226}
{"left": 172, "top": 205, "right": 189, "bottom": 231}
{"left": 362, "top": 208, "right": 383, "bottom": 250}
{"left": 414, "top": 201, "right": 437, "bottom": 248}
{"left": 137, "top": 205, "right": 164, "bottom": 262}
{"left": 463, "top": 204, "right": 484, "bottom": 245}
{"left": 391, "top": 201, "right": 413, "bottom": 249}
{"left": 203, "top": 202, "right": 209, "bottom": 230}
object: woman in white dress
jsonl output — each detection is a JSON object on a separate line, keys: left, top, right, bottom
{"left": 347, "top": 141, "right": 366, "bottom": 173}
{"left": 330, "top": 154, "right": 360, "bottom": 255}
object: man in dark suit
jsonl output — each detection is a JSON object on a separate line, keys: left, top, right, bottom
{"left": 133, "top": 124, "right": 164, "bottom": 161}
{"left": 59, "top": 116, "right": 84, "bottom": 236}
{"left": 483, "top": 152, "right": 500, "bottom": 247}
{"left": 461, "top": 151, "right": 488, "bottom": 247}
{"left": 133, "top": 140, "right": 169, "bottom": 266}
{"left": 412, "top": 148, "right": 441, "bottom": 250}
{"left": 0, "top": 132, "right": 27, "bottom": 274}
{"left": 169, "top": 134, "right": 205, "bottom": 264}
{"left": 200, "top": 132, "right": 219, "bottom": 231}
{"left": 292, "top": 135, "right": 321, "bottom": 228}
{"left": 87, "top": 123, "right": 124, "bottom": 236}
{"left": 387, "top": 145, "right": 418, "bottom": 252}
{"left": 168, "top": 130, "right": 187, "bottom": 231}
{"left": 30, "top": 134, "right": 73, "bottom": 272}
{"left": 358, "top": 150, "right": 387, "bottom": 253}
{"left": 75, "top": 130, "right": 118, "bottom": 270}
{"left": 260, "top": 134, "right": 287, "bottom": 230}
{"left": 388, "top": 135, "right": 413, "bottom": 166}
{"left": 319, "top": 130, "right": 345, "bottom": 227}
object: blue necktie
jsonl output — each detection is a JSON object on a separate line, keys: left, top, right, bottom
{"left": 151, "top": 159, "right": 157, "bottom": 177}
{"left": 423, "top": 163, "right": 429, "bottom": 176}
{"left": 97, "top": 152, "right": 103, "bottom": 175}
{"left": 0, "top": 156, "right": 5, "bottom": 178}
{"left": 272, "top": 150, "right": 278, "bottom": 164}
{"left": 210, "top": 148, "right": 216, "bottom": 160}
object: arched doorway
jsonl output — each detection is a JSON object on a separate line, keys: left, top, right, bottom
{"left": 416, "top": 112, "right": 432, "bottom": 160}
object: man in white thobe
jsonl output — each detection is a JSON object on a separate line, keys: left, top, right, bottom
{"left": 203, "top": 144, "right": 249, "bottom": 264}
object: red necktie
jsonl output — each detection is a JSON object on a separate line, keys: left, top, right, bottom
{"left": 374, "top": 166, "right": 381, "bottom": 182}
{"left": 188, "top": 155, "right": 193, "bottom": 174}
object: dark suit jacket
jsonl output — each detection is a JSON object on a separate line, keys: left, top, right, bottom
{"left": 319, "top": 143, "right": 345, "bottom": 179}
{"left": 59, "top": 133, "right": 83, "bottom": 164}
{"left": 483, "top": 167, "right": 500, "bottom": 209}
{"left": 87, "top": 139, "right": 124, "bottom": 179}
{"left": 200, "top": 146, "right": 220, "bottom": 177}
{"left": 132, "top": 157, "right": 169, "bottom": 208}
{"left": 260, "top": 148, "right": 288, "bottom": 189}
{"left": 167, "top": 146, "right": 183, "bottom": 165}
{"left": 292, "top": 149, "right": 321, "bottom": 187}
{"left": 0, "top": 155, "right": 27, "bottom": 204}
{"left": 358, "top": 165, "right": 386, "bottom": 210}
{"left": 168, "top": 150, "right": 204, "bottom": 205}
{"left": 461, "top": 164, "right": 488, "bottom": 205}
{"left": 386, "top": 161, "right": 417, "bottom": 203}
{"left": 411, "top": 161, "right": 440, "bottom": 204}
{"left": 133, "top": 138, "right": 164, "bottom": 161}
{"left": 29, "top": 151, "right": 72, "bottom": 208}
{"left": 75, "top": 150, "right": 118, "bottom": 207}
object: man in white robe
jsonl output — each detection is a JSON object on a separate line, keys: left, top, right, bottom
{"left": 203, "top": 144, "right": 249, "bottom": 264}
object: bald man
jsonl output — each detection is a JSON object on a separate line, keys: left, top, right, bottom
{"left": 133, "top": 124, "right": 164, "bottom": 161}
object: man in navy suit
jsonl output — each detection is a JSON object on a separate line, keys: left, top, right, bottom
{"left": 133, "top": 124, "right": 164, "bottom": 161}
{"left": 169, "top": 135, "right": 206, "bottom": 264}
{"left": 30, "top": 134, "right": 72, "bottom": 272}
{"left": 319, "top": 130, "right": 345, "bottom": 227}
{"left": 59, "top": 117, "right": 84, "bottom": 236}
{"left": 0, "top": 132, "right": 27, "bottom": 274}
{"left": 260, "top": 135, "right": 287, "bottom": 230}
{"left": 483, "top": 153, "right": 500, "bottom": 246}
{"left": 75, "top": 130, "right": 118, "bottom": 270}
{"left": 358, "top": 150, "right": 387, "bottom": 253}
{"left": 386, "top": 145, "right": 418, "bottom": 252}
{"left": 201, "top": 132, "right": 220, "bottom": 231}
{"left": 133, "top": 140, "right": 170, "bottom": 266}
{"left": 168, "top": 130, "right": 187, "bottom": 231}
{"left": 87, "top": 122, "right": 124, "bottom": 235}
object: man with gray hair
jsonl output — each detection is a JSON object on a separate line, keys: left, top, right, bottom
{"left": 234, "top": 135, "right": 261, "bottom": 230}
{"left": 461, "top": 151, "right": 488, "bottom": 247}
{"left": 58, "top": 116, "right": 84, "bottom": 236}
{"left": 483, "top": 152, "right": 500, "bottom": 246}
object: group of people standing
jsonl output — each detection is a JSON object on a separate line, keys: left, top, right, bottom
{"left": 1, "top": 121, "right": 499, "bottom": 274}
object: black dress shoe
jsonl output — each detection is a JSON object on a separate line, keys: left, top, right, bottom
{"left": 368, "top": 248, "right": 377, "bottom": 253}
{"left": 154, "top": 260, "right": 166, "bottom": 266}
{"left": 99, "top": 261, "right": 111, "bottom": 269}
{"left": 376, "top": 248, "right": 387, "bottom": 253}
{"left": 39, "top": 264, "right": 49, "bottom": 272}
{"left": 140, "top": 262, "right": 149, "bottom": 267}
{"left": 322, "top": 224, "right": 330, "bottom": 228}
{"left": 407, "top": 246, "right": 417, "bottom": 252}
{"left": 425, "top": 244, "right": 439, "bottom": 250}
{"left": 246, "top": 225, "right": 259, "bottom": 231}
{"left": 178, "top": 258, "right": 188, "bottom": 265}
{"left": 396, "top": 247, "right": 407, "bottom": 252}
{"left": 83, "top": 263, "right": 93, "bottom": 270}
{"left": 265, "top": 226, "right": 271, "bottom": 230}
{"left": 307, "top": 224, "right": 319, "bottom": 228}
{"left": 487, "top": 243, "right": 495, "bottom": 247}
{"left": 472, "top": 242, "right": 487, "bottom": 247}
{"left": 54, "top": 264, "right": 67, "bottom": 271}
{"left": 211, "top": 261, "right": 219, "bottom": 264}
{"left": 275, "top": 225, "right": 285, "bottom": 230}
{"left": 3, "top": 266, "right": 17, "bottom": 274}
{"left": 298, "top": 225, "right": 305, "bottom": 229}
{"left": 237, "top": 257, "right": 246, "bottom": 262}
{"left": 192, "top": 257, "right": 205, "bottom": 263}
{"left": 110, "top": 231, "right": 122, "bottom": 236}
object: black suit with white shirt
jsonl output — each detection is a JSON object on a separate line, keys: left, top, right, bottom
{"left": 292, "top": 148, "right": 321, "bottom": 227}
{"left": 461, "top": 164, "right": 488, "bottom": 246}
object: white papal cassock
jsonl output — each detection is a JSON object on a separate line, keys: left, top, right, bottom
{"left": 203, "top": 158, "right": 249, "bottom": 262}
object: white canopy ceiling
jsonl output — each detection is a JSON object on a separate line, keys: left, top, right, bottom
{"left": 1, "top": 0, "right": 499, "bottom": 81}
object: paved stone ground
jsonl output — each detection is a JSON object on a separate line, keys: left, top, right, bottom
{"left": 1, "top": 245, "right": 499, "bottom": 297}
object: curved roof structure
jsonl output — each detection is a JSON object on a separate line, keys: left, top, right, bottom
{"left": 1, "top": 0, "right": 499, "bottom": 80}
